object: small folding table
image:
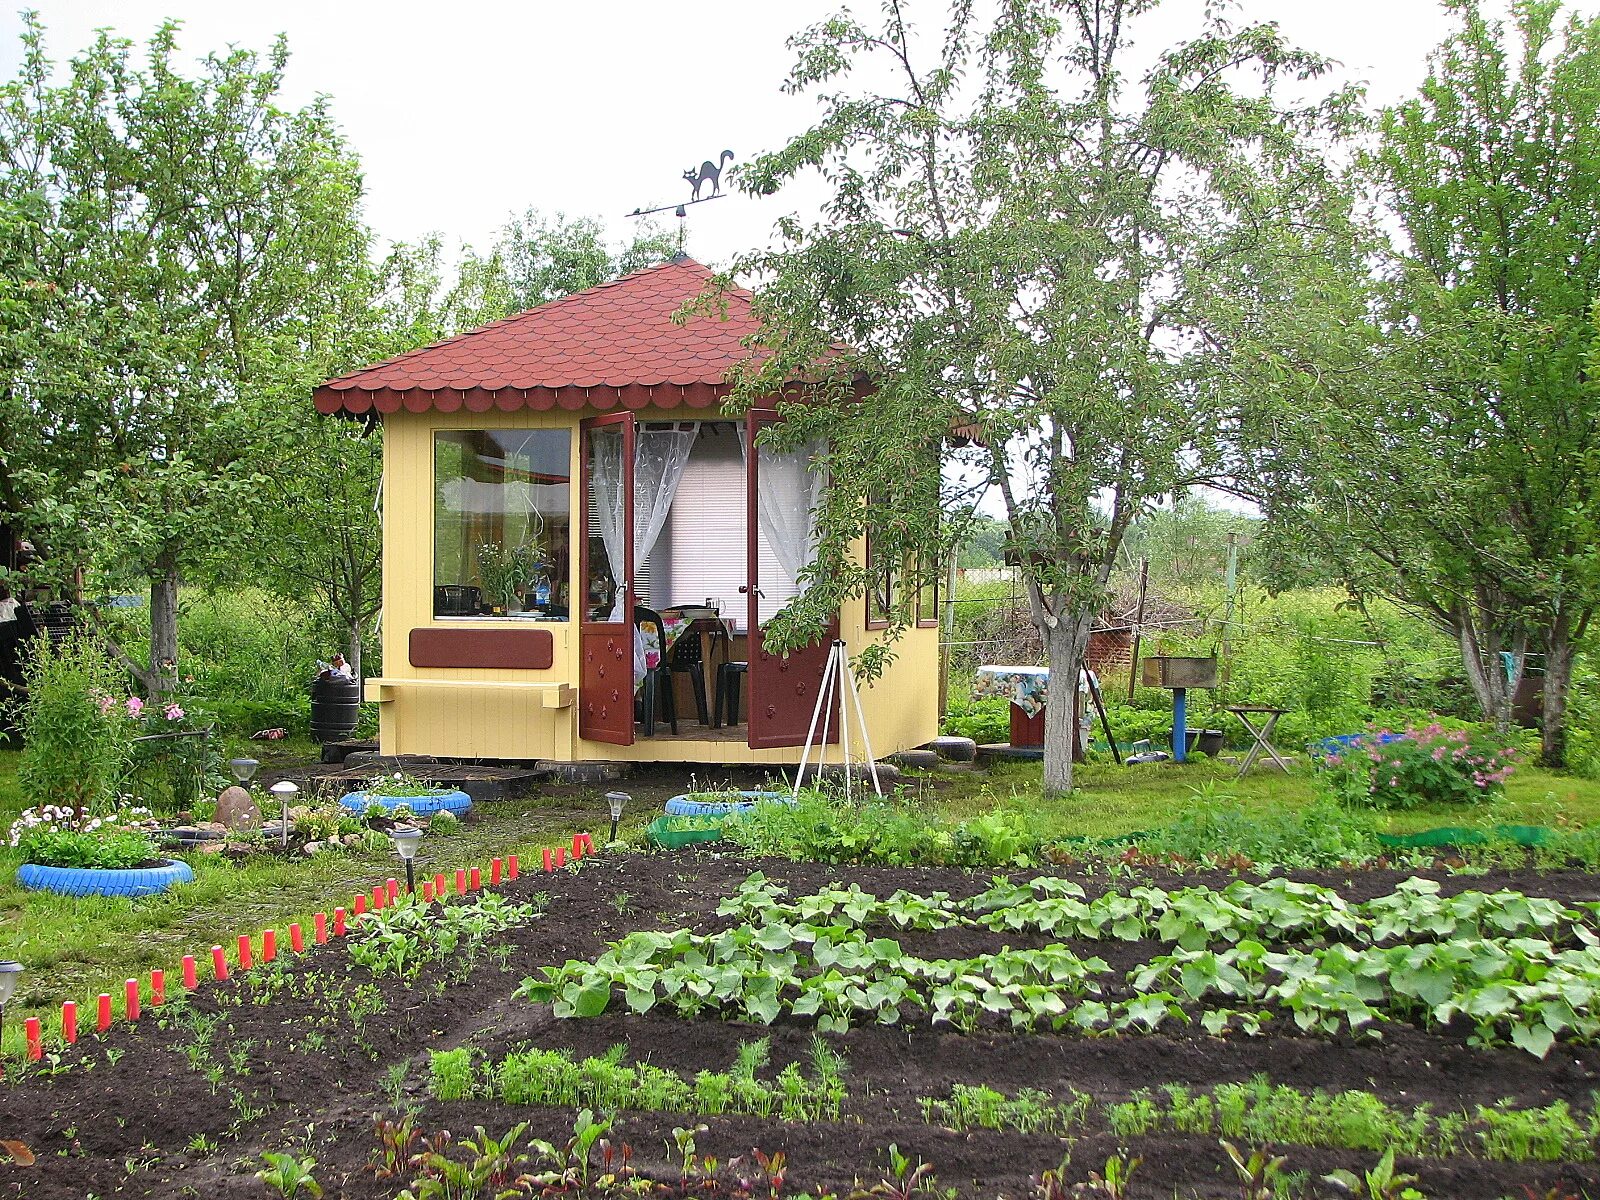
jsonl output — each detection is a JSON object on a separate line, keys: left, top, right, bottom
{"left": 1226, "top": 706, "right": 1293, "bottom": 778}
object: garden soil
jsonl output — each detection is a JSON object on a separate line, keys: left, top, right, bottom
{"left": 2, "top": 852, "right": 1598, "bottom": 1199}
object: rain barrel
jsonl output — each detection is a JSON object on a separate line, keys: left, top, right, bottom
{"left": 309, "top": 674, "right": 361, "bottom": 743}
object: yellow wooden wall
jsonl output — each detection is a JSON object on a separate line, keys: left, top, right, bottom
{"left": 368, "top": 406, "right": 940, "bottom": 763}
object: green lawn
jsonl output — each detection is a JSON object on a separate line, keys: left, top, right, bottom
{"left": 0, "top": 747, "right": 627, "bottom": 1058}
{"left": 2, "top": 744, "right": 1598, "bottom": 1061}
{"left": 924, "top": 756, "right": 1600, "bottom": 839}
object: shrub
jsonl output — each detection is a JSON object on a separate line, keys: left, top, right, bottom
{"left": 428, "top": 809, "right": 461, "bottom": 836}
{"left": 14, "top": 633, "right": 133, "bottom": 819}
{"left": 18, "top": 826, "right": 158, "bottom": 869}
{"left": 942, "top": 695, "right": 1009, "bottom": 744}
{"left": 1318, "top": 724, "right": 1519, "bottom": 809}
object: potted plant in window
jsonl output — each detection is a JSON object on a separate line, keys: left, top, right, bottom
{"left": 475, "top": 541, "right": 540, "bottom": 615}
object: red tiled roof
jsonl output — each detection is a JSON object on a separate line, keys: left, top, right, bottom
{"left": 313, "top": 256, "right": 766, "bottom": 416}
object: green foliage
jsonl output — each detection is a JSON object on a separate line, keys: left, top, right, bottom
{"left": 255, "top": 1151, "right": 323, "bottom": 1200}
{"left": 0, "top": 16, "right": 372, "bottom": 698}
{"left": 462, "top": 1038, "right": 847, "bottom": 1122}
{"left": 941, "top": 696, "right": 1009, "bottom": 745}
{"left": 920, "top": 1084, "right": 1089, "bottom": 1135}
{"left": 16, "top": 826, "right": 156, "bottom": 870}
{"left": 719, "top": 0, "right": 1357, "bottom": 795}
{"left": 428, "top": 1047, "right": 476, "bottom": 1102}
{"left": 1318, "top": 726, "right": 1520, "bottom": 810}
{"left": 1139, "top": 787, "right": 1382, "bottom": 868}
{"left": 345, "top": 892, "right": 541, "bottom": 983}
{"left": 363, "top": 772, "right": 445, "bottom": 799}
{"left": 14, "top": 634, "right": 132, "bottom": 816}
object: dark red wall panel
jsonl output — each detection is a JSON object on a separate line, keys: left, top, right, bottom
{"left": 408, "top": 627, "right": 554, "bottom": 670}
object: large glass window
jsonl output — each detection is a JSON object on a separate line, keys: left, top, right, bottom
{"left": 434, "top": 430, "right": 571, "bottom": 619}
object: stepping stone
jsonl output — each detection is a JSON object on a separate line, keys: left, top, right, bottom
{"left": 887, "top": 748, "right": 940, "bottom": 770}
{"left": 929, "top": 735, "right": 978, "bottom": 762}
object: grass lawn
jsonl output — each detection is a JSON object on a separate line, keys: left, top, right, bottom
{"left": 2, "top": 742, "right": 1597, "bottom": 1061}
{"left": 0, "top": 746, "right": 634, "bottom": 1059}
{"left": 922, "top": 755, "right": 1600, "bottom": 838}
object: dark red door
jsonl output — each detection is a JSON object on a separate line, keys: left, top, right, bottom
{"left": 746, "top": 410, "right": 839, "bottom": 749}
{"left": 579, "top": 414, "right": 635, "bottom": 745}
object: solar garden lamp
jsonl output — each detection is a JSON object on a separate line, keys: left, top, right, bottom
{"left": 391, "top": 826, "right": 424, "bottom": 895}
{"left": 605, "top": 791, "right": 629, "bottom": 844}
{"left": 269, "top": 780, "right": 298, "bottom": 850}
{"left": 228, "top": 758, "right": 260, "bottom": 787}
{"left": 0, "top": 961, "right": 22, "bottom": 1066}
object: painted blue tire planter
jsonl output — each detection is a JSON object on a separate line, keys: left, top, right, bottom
{"left": 664, "top": 791, "right": 794, "bottom": 817}
{"left": 17, "top": 858, "right": 194, "bottom": 897}
{"left": 339, "top": 789, "right": 473, "bottom": 817}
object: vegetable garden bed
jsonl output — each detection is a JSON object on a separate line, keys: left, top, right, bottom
{"left": 2, "top": 853, "right": 1598, "bottom": 1198}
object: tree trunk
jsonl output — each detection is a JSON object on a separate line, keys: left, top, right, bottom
{"left": 1540, "top": 610, "right": 1576, "bottom": 769}
{"left": 345, "top": 617, "right": 363, "bottom": 682}
{"left": 1452, "top": 599, "right": 1522, "bottom": 734}
{"left": 147, "top": 553, "right": 180, "bottom": 700}
{"left": 1041, "top": 612, "right": 1095, "bottom": 796}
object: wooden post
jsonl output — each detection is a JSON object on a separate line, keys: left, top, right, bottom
{"left": 1127, "top": 558, "right": 1150, "bottom": 700}
{"left": 938, "top": 554, "right": 958, "bottom": 718}
{"left": 1219, "top": 532, "right": 1239, "bottom": 705}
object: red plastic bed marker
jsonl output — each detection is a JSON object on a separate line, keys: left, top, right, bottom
{"left": 434, "top": 872, "right": 446, "bottom": 897}
{"left": 372, "top": 885, "right": 386, "bottom": 911}
{"left": 421, "top": 882, "right": 434, "bottom": 902}
{"left": 491, "top": 858, "right": 502, "bottom": 885}
{"left": 554, "top": 847, "right": 567, "bottom": 868}
{"left": 60, "top": 1001, "right": 76, "bottom": 1045}
{"left": 542, "top": 848, "right": 553, "bottom": 872}
{"left": 470, "top": 867, "right": 481, "bottom": 891}
{"left": 313, "top": 913, "right": 327, "bottom": 944}
{"left": 333, "top": 908, "right": 347, "bottom": 937}
{"left": 571, "top": 834, "right": 583, "bottom": 860}
{"left": 353, "top": 894, "right": 366, "bottom": 916}
{"left": 124, "top": 979, "right": 140, "bottom": 1021}
{"left": 388, "top": 878, "right": 400, "bottom": 904}
{"left": 150, "top": 969, "right": 164, "bottom": 1006}
{"left": 24, "top": 1018, "right": 40, "bottom": 1061}
{"left": 455, "top": 868, "right": 467, "bottom": 894}
{"left": 508, "top": 854, "right": 519, "bottom": 880}
{"left": 182, "top": 955, "right": 197, "bottom": 989}
{"left": 96, "top": 993, "right": 112, "bottom": 1032}
{"left": 289, "top": 924, "right": 304, "bottom": 953}
{"left": 237, "top": 934, "right": 253, "bottom": 971}
{"left": 262, "top": 930, "right": 277, "bottom": 963}
{"left": 211, "top": 946, "right": 229, "bottom": 982}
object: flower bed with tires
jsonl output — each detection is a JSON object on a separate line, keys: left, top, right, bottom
{"left": 9, "top": 803, "right": 194, "bottom": 896}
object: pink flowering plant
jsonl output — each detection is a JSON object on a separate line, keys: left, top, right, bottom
{"left": 1317, "top": 723, "right": 1519, "bottom": 810}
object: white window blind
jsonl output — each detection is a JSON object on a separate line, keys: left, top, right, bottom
{"left": 639, "top": 424, "right": 797, "bottom": 630}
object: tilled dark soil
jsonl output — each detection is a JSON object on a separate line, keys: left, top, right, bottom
{"left": 2, "top": 852, "right": 1599, "bottom": 1199}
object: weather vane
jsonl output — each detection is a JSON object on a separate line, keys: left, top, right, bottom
{"left": 626, "top": 150, "right": 735, "bottom": 220}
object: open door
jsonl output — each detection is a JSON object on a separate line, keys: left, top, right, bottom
{"left": 579, "top": 414, "right": 635, "bottom": 745}
{"left": 746, "top": 410, "right": 839, "bottom": 749}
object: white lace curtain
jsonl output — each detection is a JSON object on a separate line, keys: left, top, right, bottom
{"left": 591, "top": 422, "right": 697, "bottom": 627}
{"left": 741, "top": 429, "right": 826, "bottom": 594}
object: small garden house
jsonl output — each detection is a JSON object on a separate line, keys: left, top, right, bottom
{"left": 313, "top": 256, "right": 940, "bottom": 765}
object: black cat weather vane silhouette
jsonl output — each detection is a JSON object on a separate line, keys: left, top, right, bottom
{"left": 683, "top": 150, "right": 734, "bottom": 200}
{"left": 626, "top": 150, "right": 736, "bottom": 220}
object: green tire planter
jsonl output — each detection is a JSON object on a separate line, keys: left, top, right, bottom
{"left": 647, "top": 814, "right": 725, "bottom": 849}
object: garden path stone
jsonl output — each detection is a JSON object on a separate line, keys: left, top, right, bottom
{"left": 215, "top": 785, "right": 260, "bottom": 831}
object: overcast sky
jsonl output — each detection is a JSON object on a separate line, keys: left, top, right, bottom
{"left": 0, "top": 0, "right": 1577, "bottom": 270}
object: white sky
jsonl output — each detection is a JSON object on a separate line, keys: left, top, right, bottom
{"left": 0, "top": 0, "right": 1572, "bottom": 269}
